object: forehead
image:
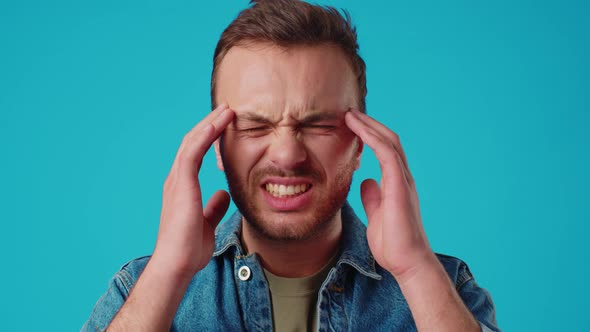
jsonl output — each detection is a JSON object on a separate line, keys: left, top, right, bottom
{"left": 215, "top": 43, "right": 358, "bottom": 122}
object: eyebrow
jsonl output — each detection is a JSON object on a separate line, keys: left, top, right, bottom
{"left": 235, "top": 113, "right": 274, "bottom": 125}
{"left": 235, "top": 111, "right": 343, "bottom": 126}
{"left": 299, "top": 112, "right": 343, "bottom": 124}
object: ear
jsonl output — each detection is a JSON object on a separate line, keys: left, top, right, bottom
{"left": 353, "top": 137, "right": 363, "bottom": 170}
{"left": 214, "top": 139, "right": 224, "bottom": 171}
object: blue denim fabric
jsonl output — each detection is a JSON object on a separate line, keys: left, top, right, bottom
{"left": 82, "top": 202, "right": 500, "bottom": 331}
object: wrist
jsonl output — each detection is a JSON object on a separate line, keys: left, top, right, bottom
{"left": 389, "top": 251, "right": 441, "bottom": 287}
{"left": 147, "top": 254, "right": 199, "bottom": 286}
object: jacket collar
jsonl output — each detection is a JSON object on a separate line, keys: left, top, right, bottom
{"left": 213, "top": 201, "right": 382, "bottom": 280}
{"left": 338, "top": 201, "right": 382, "bottom": 280}
{"left": 212, "top": 210, "right": 244, "bottom": 257}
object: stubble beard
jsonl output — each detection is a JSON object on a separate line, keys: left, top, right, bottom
{"left": 221, "top": 152, "right": 355, "bottom": 242}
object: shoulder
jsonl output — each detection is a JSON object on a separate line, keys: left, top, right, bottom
{"left": 81, "top": 255, "right": 152, "bottom": 331}
{"left": 433, "top": 254, "right": 500, "bottom": 330}
{"left": 369, "top": 253, "right": 475, "bottom": 289}
{"left": 360, "top": 254, "right": 498, "bottom": 330}
{"left": 111, "top": 254, "right": 229, "bottom": 293}
{"left": 434, "top": 253, "right": 475, "bottom": 290}
{"left": 119, "top": 255, "right": 151, "bottom": 274}
{"left": 111, "top": 255, "right": 151, "bottom": 294}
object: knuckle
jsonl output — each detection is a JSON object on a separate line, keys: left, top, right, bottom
{"left": 388, "top": 132, "right": 400, "bottom": 145}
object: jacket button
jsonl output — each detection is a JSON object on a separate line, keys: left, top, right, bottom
{"left": 238, "top": 266, "right": 251, "bottom": 281}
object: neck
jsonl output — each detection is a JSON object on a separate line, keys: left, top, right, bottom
{"left": 241, "top": 211, "right": 342, "bottom": 278}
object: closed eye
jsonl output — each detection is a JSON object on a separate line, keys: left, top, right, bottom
{"left": 240, "top": 126, "right": 271, "bottom": 132}
{"left": 308, "top": 125, "right": 336, "bottom": 129}
{"left": 300, "top": 124, "right": 338, "bottom": 132}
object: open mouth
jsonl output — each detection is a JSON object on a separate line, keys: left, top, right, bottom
{"left": 264, "top": 183, "right": 311, "bottom": 198}
{"left": 260, "top": 178, "right": 314, "bottom": 211}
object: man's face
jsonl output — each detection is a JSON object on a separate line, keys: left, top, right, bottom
{"left": 215, "top": 43, "right": 362, "bottom": 241}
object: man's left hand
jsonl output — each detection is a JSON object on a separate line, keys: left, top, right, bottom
{"left": 344, "top": 109, "right": 437, "bottom": 282}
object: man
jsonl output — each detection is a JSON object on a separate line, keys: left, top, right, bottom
{"left": 83, "top": 1, "right": 499, "bottom": 331}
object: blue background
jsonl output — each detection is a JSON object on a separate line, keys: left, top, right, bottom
{"left": 1, "top": 0, "right": 588, "bottom": 331}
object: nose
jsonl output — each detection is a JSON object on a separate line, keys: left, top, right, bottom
{"left": 267, "top": 128, "right": 308, "bottom": 170}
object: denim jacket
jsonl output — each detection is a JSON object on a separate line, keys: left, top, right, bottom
{"left": 82, "top": 202, "right": 500, "bottom": 331}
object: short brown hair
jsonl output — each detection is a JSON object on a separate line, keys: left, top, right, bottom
{"left": 210, "top": 0, "right": 367, "bottom": 113}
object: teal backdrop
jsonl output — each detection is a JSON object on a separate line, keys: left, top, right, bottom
{"left": 1, "top": 0, "right": 588, "bottom": 331}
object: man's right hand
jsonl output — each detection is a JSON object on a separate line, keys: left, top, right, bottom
{"left": 150, "top": 103, "right": 235, "bottom": 280}
{"left": 106, "top": 104, "right": 235, "bottom": 332}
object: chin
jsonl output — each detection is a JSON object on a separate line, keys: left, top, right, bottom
{"left": 244, "top": 208, "right": 338, "bottom": 242}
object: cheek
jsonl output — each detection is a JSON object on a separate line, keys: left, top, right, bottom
{"left": 222, "top": 133, "right": 268, "bottom": 171}
{"left": 304, "top": 133, "right": 357, "bottom": 168}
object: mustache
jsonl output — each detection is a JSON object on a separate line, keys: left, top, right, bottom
{"left": 252, "top": 165, "right": 322, "bottom": 183}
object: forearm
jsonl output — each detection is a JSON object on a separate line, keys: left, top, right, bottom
{"left": 106, "top": 260, "right": 193, "bottom": 332}
{"left": 396, "top": 255, "right": 480, "bottom": 332}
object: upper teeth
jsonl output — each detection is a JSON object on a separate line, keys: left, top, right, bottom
{"left": 265, "top": 183, "right": 309, "bottom": 197}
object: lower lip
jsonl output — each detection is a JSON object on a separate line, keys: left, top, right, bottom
{"left": 261, "top": 186, "right": 313, "bottom": 211}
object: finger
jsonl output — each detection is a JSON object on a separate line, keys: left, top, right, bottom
{"left": 203, "top": 190, "right": 231, "bottom": 230}
{"left": 360, "top": 179, "right": 381, "bottom": 222}
{"left": 175, "top": 103, "right": 230, "bottom": 166}
{"left": 345, "top": 112, "right": 409, "bottom": 188}
{"left": 166, "top": 104, "right": 231, "bottom": 187}
{"left": 177, "top": 108, "right": 235, "bottom": 182}
{"left": 184, "top": 104, "right": 231, "bottom": 142}
{"left": 348, "top": 109, "right": 410, "bottom": 171}
{"left": 395, "top": 152, "right": 413, "bottom": 188}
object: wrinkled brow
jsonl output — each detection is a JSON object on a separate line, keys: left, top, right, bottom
{"left": 234, "top": 111, "right": 344, "bottom": 126}
{"left": 235, "top": 113, "right": 274, "bottom": 125}
{"left": 299, "top": 112, "right": 343, "bottom": 124}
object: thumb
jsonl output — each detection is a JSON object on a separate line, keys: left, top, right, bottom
{"left": 360, "top": 179, "right": 381, "bottom": 222}
{"left": 203, "top": 190, "right": 231, "bottom": 229}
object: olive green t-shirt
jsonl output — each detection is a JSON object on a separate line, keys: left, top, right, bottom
{"left": 263, "top": 257, "right": 337, "bottom": 332}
